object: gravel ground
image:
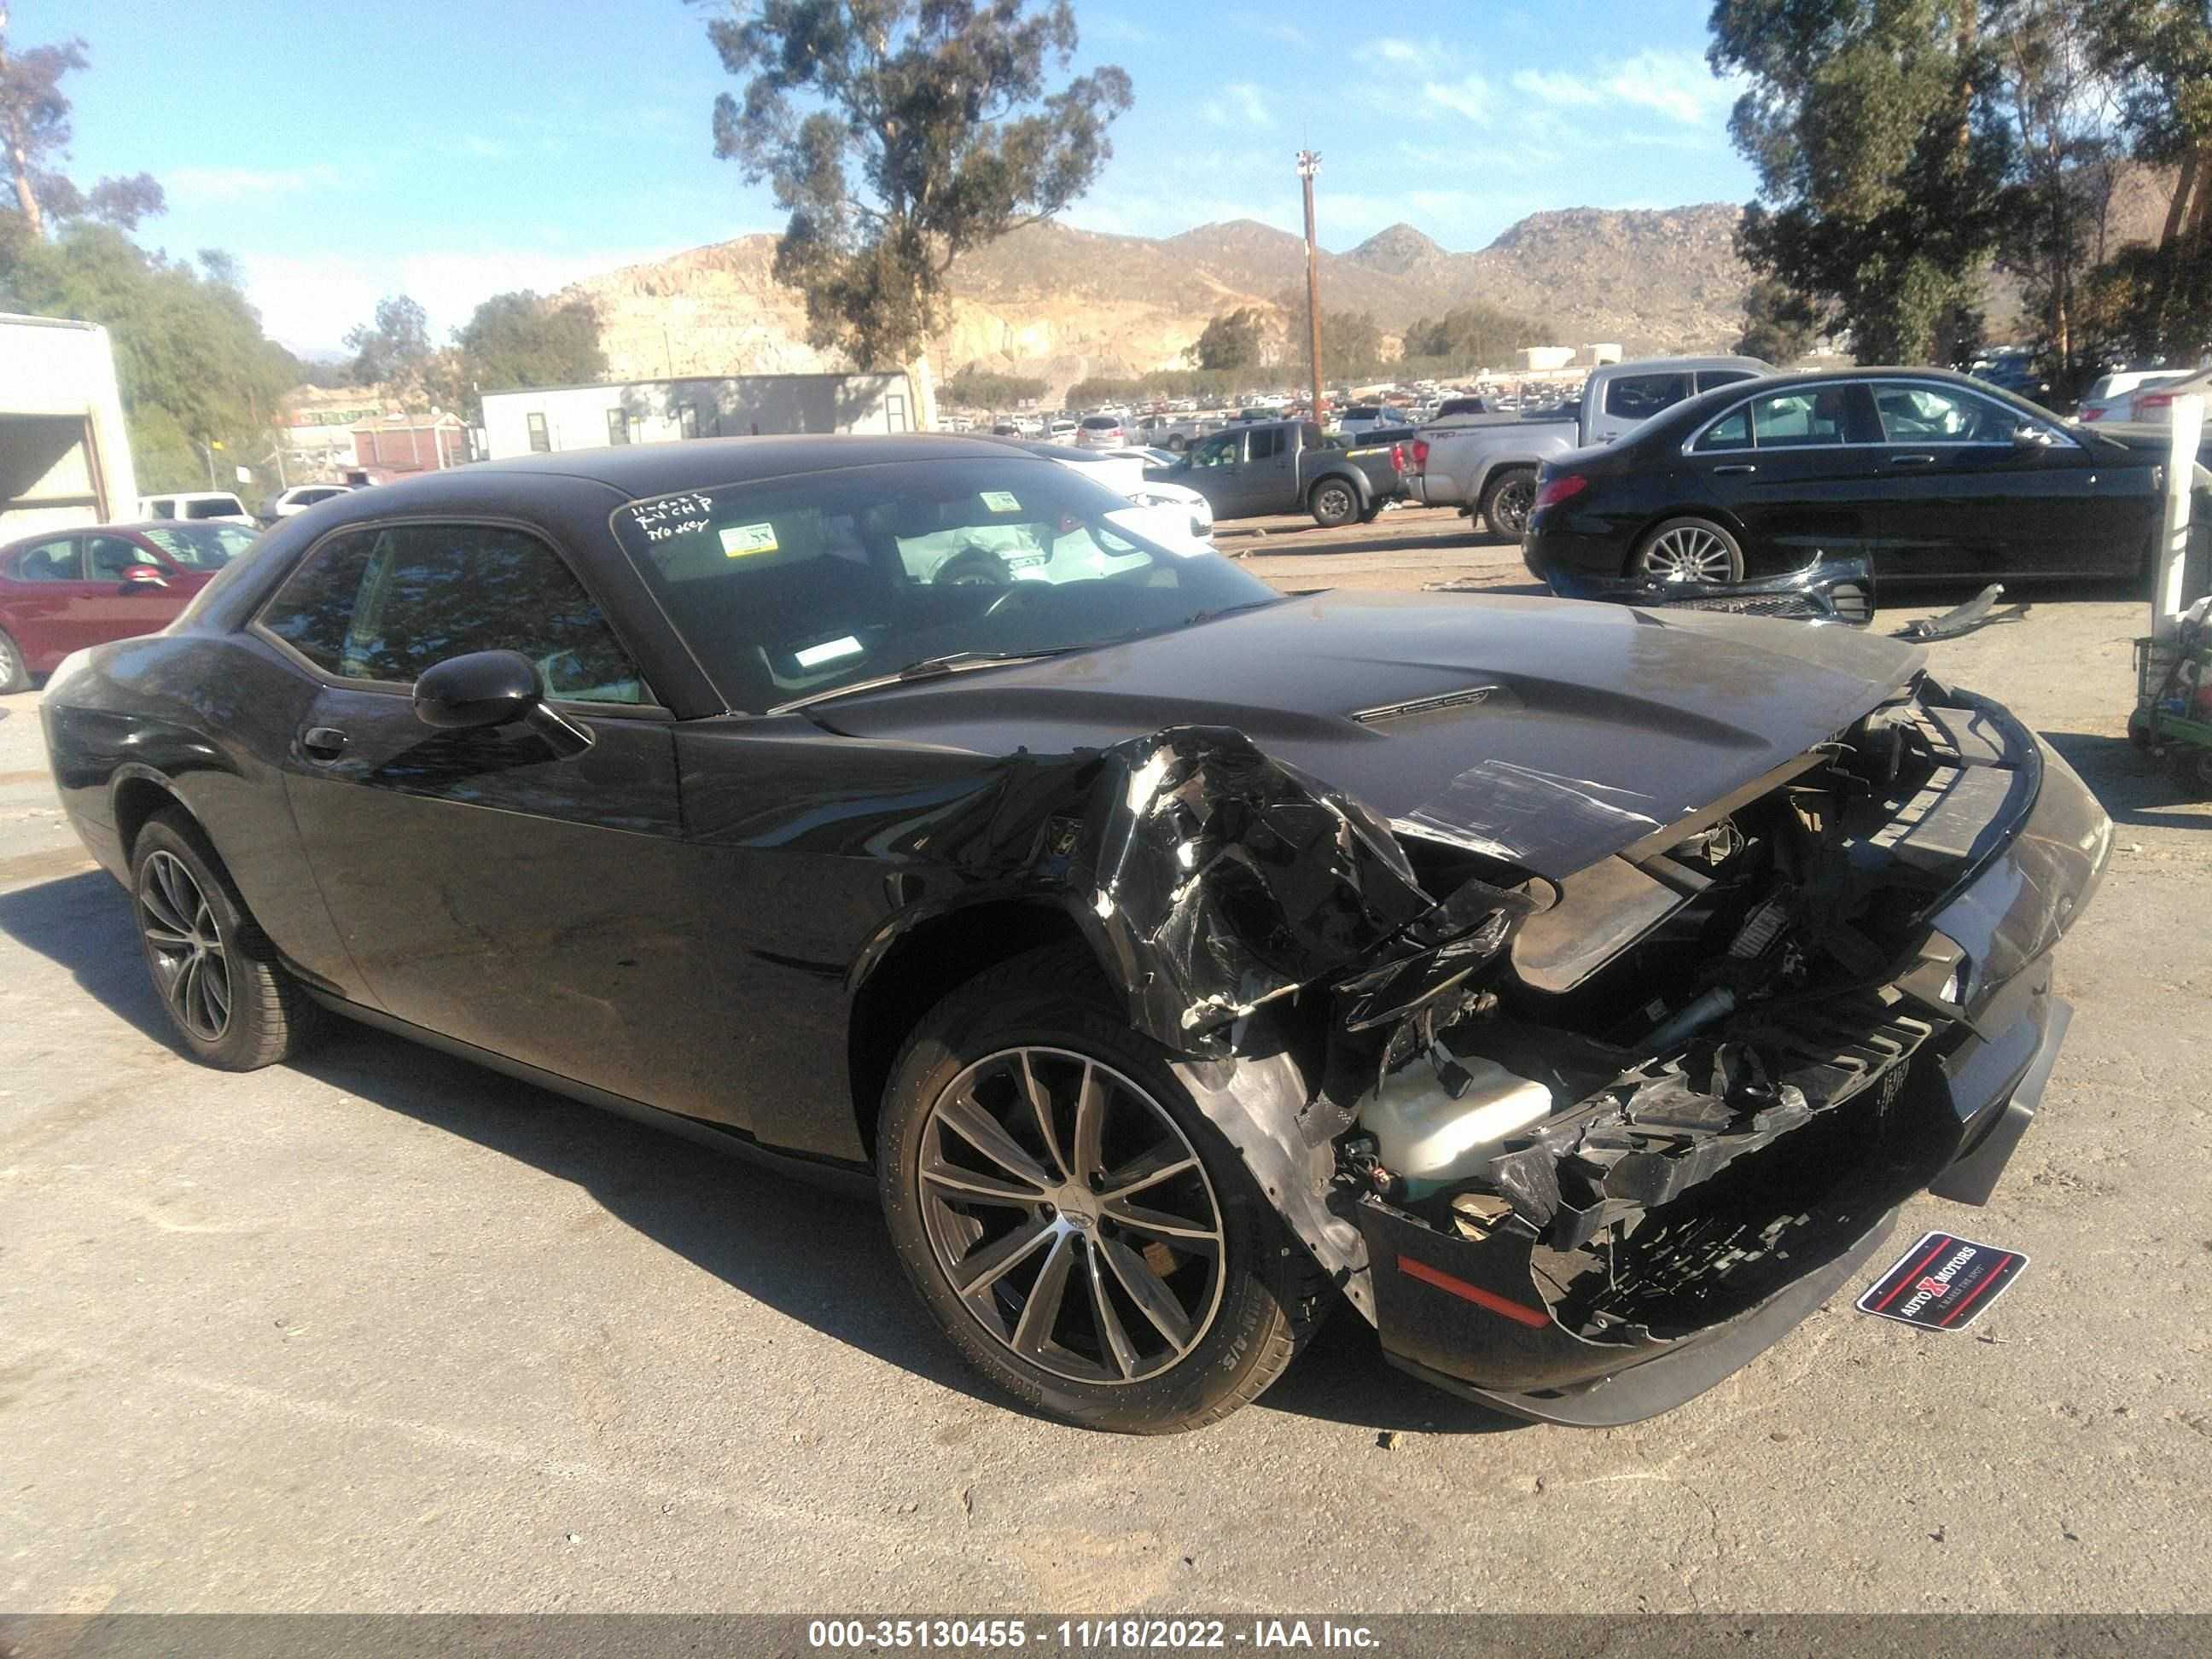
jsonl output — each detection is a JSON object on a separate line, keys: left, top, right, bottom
{"left": 1, "top": 513, "right": 2207, "bottom": 1613}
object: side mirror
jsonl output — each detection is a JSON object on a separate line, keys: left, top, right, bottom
{"left": 121, "top": 564, "right": 169, "bottom": 587}
{"left": 411, "top": 649, "right": 593, "bottom": 756}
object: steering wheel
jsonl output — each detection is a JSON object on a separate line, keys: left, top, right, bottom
{"left": 935, "top": 544, "right": 1013, "bottom": 587}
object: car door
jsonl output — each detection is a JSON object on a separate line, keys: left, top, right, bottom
{"left": 76, "top": 532, "right": 186, "bottom": 645}
{"left": 1181, "top": 428, "right": 1250, "bottom": 516}
{"left": 253, "top": 518, "right": 731, "bottom": 1121}
{"left": 1, "top": 536, "right": 87, "bottom": 666}
{"left": 1242, "top": 424, "right": 1298, "bottom": 511}
{"left": 1863, "top": 380, "right": 2155, "bottom": 578}
{"left": 1684, "top": 384, "right": 1891, "bottom": 569}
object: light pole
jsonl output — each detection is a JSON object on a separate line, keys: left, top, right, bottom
{"left": 1296, "top": 150, "right": 1325, "bottom": 426}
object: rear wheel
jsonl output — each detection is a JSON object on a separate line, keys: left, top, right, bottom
{"left": 2171, "top": 743, "right": 2212, "bottom": 798}
{"left": 1166, "top": 434, "right": 1187, "bottom": 453}
{"left": 878, "top": 946, "right": 1321, "bottom": 1433}
{"left": 1309, "top": 478, "right": 1359, "bottom": 529}
{"left": 1479, "top": 468, "right": 1537, "bottom": 538}
{"left": 0, "top": 626, "right": 28, "bottom": 694}
{"left": 1633, "top": 516, "right": 1745, "bottom": 584}
{"left": 131, "top": 811, "right": 319, "bottom": 1070}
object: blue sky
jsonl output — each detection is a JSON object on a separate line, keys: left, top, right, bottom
{"left": 24, "top": 0, "right": 1756, "bottom": 354}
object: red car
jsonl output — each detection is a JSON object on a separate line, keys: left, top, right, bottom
{"left": 0, "top": 521, "right": 257, "bottom": 692}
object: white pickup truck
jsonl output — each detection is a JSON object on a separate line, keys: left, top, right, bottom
{"left": 1414, "top": 355, "right": 1773, "bottom": 536}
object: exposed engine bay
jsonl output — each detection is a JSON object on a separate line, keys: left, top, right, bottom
{"left": 1245, "top": 676, "right": 2097, "bottom": 1399}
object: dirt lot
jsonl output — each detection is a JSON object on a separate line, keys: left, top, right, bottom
{"left": 2, "top": 509, "right": 2208, "bottom": 1613}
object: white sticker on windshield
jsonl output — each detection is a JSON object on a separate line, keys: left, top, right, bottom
{"left": 793, "top": 635, "right": 864, "bottom": 668}
{"left": 1105, "top": 506, "right": 1208, "bottom": 557}
{"left": 720, "top": 521, "right": 780, "bottom": 558}
{"left": 980, "top": 490, "right": 1022, "bottom": 513}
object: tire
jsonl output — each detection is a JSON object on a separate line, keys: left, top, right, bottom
{"left": 0, "top": 626, "right": 28, "bottom": 694}
{"left": 1308, "top": 477, "right": 1359, "bottom": 529}
{"left": 131, "top": 809, "right": 320, "bottom": 1070}
{"left": 1166, "top": 434, "right": 1186, "bottom": 453}
{"left": 1479, "top": 468, "right": 1537, "bottom": 538}
{"left": 877, "top": 944, "right": 1324, "bottom": 1434}
{"left": 1358, "top": 498, "right": 1385, "bottom": 524}
{"left": 2170, "top": 743, "right": 2212, "bottom": 799}
{"left": 1633, "top": 516, "right": 1746, "bottom": 584}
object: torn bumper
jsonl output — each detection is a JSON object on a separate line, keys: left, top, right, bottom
{"left": 1358, "top": 696, "right": 2110, "bottom": 1426}
{"left": 1544, "top": 555, "right": 1879, "bottom": 628}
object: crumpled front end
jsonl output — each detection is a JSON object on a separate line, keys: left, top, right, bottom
{"left": 844, "top": 660, "right": 2106, "bottom": 1424}
{"left": 1332, "top": 683, "right": 2109, "bottom": 1423}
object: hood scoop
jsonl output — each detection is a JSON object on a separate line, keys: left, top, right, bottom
{"left": 1351, "top": 684, "right": 1507, "bottom": 726}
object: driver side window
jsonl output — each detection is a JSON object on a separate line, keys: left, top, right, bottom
{"left": 1190, "top": 434, "right": 1243, "bottom": 468}
{"left": 259, "top": 524, "right": 645, "bottom": 704}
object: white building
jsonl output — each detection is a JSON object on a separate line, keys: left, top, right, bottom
{"left": 478, "top": 373, "right": 926, "bottom": 461}
{"left": 2, "top": 313, "right": 138, "bottom": 538}
{"left": 1515, "top": 346, "right": 1577, "bottom": 373}
{"left": 1582, "top": 343, "right": 1624, "bottom": 366}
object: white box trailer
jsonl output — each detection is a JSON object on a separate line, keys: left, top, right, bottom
{"left": 1, "top": 313, "right": 138, "bottom": 538}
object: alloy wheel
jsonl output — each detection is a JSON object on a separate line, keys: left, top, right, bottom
{"left": 916, "top": 1046, "right": 1227, "bottom": 1386}
{"left": 1316, "top": 484, "right": 1353, "bottom": 521}
{"left": 0, "top": 632, "right": 20, "bottom": 690}
{"left": 1639, "top": 524, "right": 1737, "bottom": 582}
{"left": 138, "top": 849, "right": 232, "bottom": 1042}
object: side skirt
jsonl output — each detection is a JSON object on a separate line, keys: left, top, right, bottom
{"left": 301, "top": 989, "right": 876, "bottom": 1198}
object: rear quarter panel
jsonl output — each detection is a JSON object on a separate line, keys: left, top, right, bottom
{"left": 44, "top": 630, "right": 364, "bottom": 998}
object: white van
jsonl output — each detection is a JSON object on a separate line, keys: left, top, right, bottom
{"left": 139, "top": 491, "right": 254, "bottom": 527}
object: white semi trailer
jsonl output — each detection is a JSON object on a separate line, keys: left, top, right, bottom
{"left": 1, "top": 313, "right": 138, "bottom": 539}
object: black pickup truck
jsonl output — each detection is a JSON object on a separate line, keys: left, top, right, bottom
{"left": 1147, "top": 419, "right": 1410, "bottom": 527}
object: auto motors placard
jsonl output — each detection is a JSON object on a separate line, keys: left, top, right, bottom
{"left": 1857, "top": 1231, "right": 2027, "bottom": 1331}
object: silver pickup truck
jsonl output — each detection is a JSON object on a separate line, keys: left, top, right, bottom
{"left": 1415, "top": 356, "right": 1773, "bottom": 536}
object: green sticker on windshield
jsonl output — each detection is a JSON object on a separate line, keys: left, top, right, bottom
{"left": 719, "top": 522, "right": 780, "bottom": 558}
{"left": 980, "top": 491, "right": 1022, "bottom": 513}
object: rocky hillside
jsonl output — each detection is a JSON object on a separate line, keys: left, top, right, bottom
{"left": 563, "top": 201, "right": 1758, "bottom": 397}
{"left": 560, "top": 175, "right": 2175, "bottom": 400}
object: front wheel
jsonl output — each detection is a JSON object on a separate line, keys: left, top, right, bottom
{"left": 1309, "top": 478, "right": 1359, "bottom": 528}
{"left": 1633, "top": 516, "right": 1746, "bottom": 584}
{"left": 878, "top": 946, "right": 1320, "bottom": 1433}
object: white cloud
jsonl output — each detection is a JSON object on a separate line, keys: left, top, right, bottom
{"left": 1362, "top": 38, "right": 1423, "bottom": 65}
{"left": 1201, "top": 82, "right": 1275, "bottom": 130}
{"left": 1087, "top": 20, "right": 1156, "bottom": 45}
{"left": 1509, "top": 69, "right": 1606, "bottom": 108}
{"left": 165, "top": 165, "right": 346, "bottom": 207}
{"left": 1605, "top": 49, "right": 1741, "bottom": 125}
{"left": 241, "top": 244, "right": 690, "bottom": 355}
{"left": 1421, "top": 73, "right": 1495, "bottom": 125}
{"left": 1509, "top": 50, "right": 1740, "bottom": 126}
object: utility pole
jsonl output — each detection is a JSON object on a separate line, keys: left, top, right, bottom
{"left": 1297, "top": 149, "right": 1324, "bottom": 425}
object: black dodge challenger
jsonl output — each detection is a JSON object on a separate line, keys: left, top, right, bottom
{"left": 39, "top": 434, "right": 2110, "bottom": 1432}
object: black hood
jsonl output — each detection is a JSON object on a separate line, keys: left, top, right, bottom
{"left": 811, "top": 591, "right": 1925, "bottom": 878}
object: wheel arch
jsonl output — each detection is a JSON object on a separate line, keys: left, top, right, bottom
{"left": 111, "top": 768, "right": 189, "bottom": 864}
{"left": 846, "top": 897, "right": 1092, "bottom": 1161}
{"left": 1308, "top": 468, "right": 1369, "bottom": 510}
{"left": 1624, "top": 505, "right": 1751, "bottom": 576}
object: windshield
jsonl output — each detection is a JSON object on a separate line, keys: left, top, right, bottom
{"left": 142, "top": 522, "right": 256, "bottom": 568}
{"left": 184, "top": 496, "right": 246, "bottom": 519}
{"left": 610, "top": 457, "right": 1279, "bottom": 714}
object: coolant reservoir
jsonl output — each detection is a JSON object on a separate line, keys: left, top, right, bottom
{"left": 1360, "top": 1053, "right": 1552, "bottom": 1200}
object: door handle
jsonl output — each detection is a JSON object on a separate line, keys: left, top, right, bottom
{"left": 1891, "top": 453, "right": 1936, "bottom": 466}
{"left": 300, "top": 725, "right": 350, "bottom": 762}
{"left": 1711, "top": 463, "right": 1757, "bottom": 475}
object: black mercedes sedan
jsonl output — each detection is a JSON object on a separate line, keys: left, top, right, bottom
{"left": 1522, "top": 365, "right": 2185, "bottom": 591}
{"left": 39, "top": 435, "right": 2110, "bottom": 1432}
